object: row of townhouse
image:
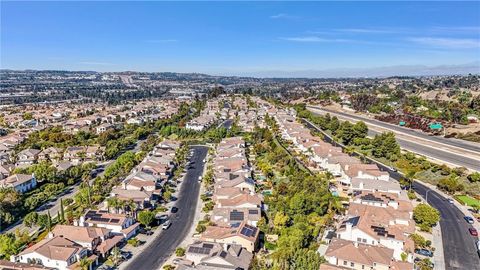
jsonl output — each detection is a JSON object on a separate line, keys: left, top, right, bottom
{"left": 108, "top": 139, "right": 180, "bottom": 211}
{"left": 186, "top": 98, "right": 225, "bottom": 131}
{"left": 274, "top": 108, "right": 415, "bottom": 270}
{"left": 181, "top": 137, "right": 260, "bottom": 270}
{"left": 16, "top": 145, "right": 105, "bottom": 166}
{"left": 233, "top": 96, "right": 268, "bottom": 132}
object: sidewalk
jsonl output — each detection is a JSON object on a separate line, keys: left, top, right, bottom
{"left": 432, "top": 222, "right": 445, "bottom": 270}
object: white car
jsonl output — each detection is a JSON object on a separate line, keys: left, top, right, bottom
{"left": 162, "top": 220, "right": 171, "bottom": 230}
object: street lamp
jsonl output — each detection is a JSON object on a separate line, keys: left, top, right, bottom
{"left": 425, "top": 189, "right": 432, "bottom": 203}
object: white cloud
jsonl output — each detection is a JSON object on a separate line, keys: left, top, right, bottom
{"left": 335, "top": 28, "right": 396, "bottom": 34}
{"left": 432, "top": 26, "right": 480, "bottom": 34}
{"left": 270, "top": 13, "right": 298, "bottom": 20}
{"left": 279, "top": 36, "right": 355, "bottom": 43}
{"left": 408, "top": 37, "right": 480, "bottom": 49}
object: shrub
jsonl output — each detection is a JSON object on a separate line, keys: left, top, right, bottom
{"left": 127, "top": 238, "right": 140, "bottom": 247}
{"left": 175, "top": 247, "right": 186, "bottom": 257}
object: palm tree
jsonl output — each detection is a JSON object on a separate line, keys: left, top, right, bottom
{"left": 124, "top": 199, "right": 137, "bottom": 217}
{"left": 110, "top": 247, "right": 122, "bottom": 267}
{"left": 77, "top": 257, "right": 91, "bottom": 270}
{"left": 106, "top": 197, "right": 119, "bottom": 214}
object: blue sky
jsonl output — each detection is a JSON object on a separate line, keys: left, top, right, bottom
{"left": 1, "top": 1, "right": 479, "bottom": 76}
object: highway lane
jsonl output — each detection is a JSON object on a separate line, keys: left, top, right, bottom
{"left": 304, "top": 119, "right": 480, "bottom": 270}
{"left": 308, "top": 105, "right": 480, "bottom": 153}
{"left": 365, "top": 129, "right": 480, "bottom": 172}
{"left": 124, "top": 145, "right": 208, "bottom": 270}
{"left": 413, "top": 182, "right": 480, "bottom": 270}
{"left": 308, "top": 106, "right": 480, "bottom": 171}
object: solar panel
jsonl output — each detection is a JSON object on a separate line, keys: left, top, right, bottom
{"left": 90, "top": 217, "right": 110, "bottom": 222}
{"left": 187, "top": 246, "right": 211, "bottom": 255}
{"left": 240, "top": 225, "right": 257, "bottom": 237}
{"left": 219, "top": 251, "right": 227, "bottom": 258}
{"left": 231, "top": 223, "right": 241, "bottom": 228}
{"left": 202, "top": 243, "right": 214, "bottom": 249}
{"left": 110, "top": 218, "right": 120, "bottom": 223}
{"left": 248, "top": 209, "right": 259, "bottom": 215}
{"left": 230, "top": 211, "right": 244, "bottom": 221}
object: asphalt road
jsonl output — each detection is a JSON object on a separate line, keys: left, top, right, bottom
{"left": 307, "top": 106, "right": 480, "bottom": 171}
{"left": 124, "top": 145, "right": 208, "bottom": 270}
{"left": 304, "top": 119, "right": 480, "bottom": 270}
{"left": 308, "top": 106, "right": 480, "bottom": 152}
{"left": 413, "top": 182, "right": 480, "bottom": 270}
{"left": 218, "top": 119, "right": 233, "bottom": 129}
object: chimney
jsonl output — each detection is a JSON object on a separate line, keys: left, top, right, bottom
{"left": 346, "top": 222, "right": 353, "bottom": 233}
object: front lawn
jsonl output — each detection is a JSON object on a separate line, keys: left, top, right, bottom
{"left": 456, "top": 195, "right": 480, "bottom": 207}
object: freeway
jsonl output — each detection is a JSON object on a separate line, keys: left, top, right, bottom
{"left": 124, "top": 145, "right": 208, "bottom": 270}
{"left": 304, "top": 119, "right": 480, "bottom": 270}
{"left": 307, "top": 106, "right": 480, "bottom": 171}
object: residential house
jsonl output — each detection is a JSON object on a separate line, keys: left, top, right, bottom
{"left": 200, "top": 222, "right": 259, "bottom": 252}
{"left": 76, "top": 210, "right": 139, "bottom": 239}
{"left": 322, "top": 238, "right": 413, "bottom": 270}
{"left": 0, "top": 174, "right": 37, "bottom": 193}
{"left": 11, "top": 236, "right": 93, "bottom": 270}
{"left": 16, "top": 149, "right": 41, "bottom": 166}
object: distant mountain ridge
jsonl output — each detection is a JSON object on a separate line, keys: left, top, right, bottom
{"left": 2, "top": 62, "right": 479, "bottom": 79}
{"left": 225, "top": 62, "right": 480, "bottom": 78}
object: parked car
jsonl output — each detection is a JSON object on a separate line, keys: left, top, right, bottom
{"left": 464, "top": 216, "right": 475, "bottom": 224}
{"left": 448, "top": 199, "right": 454, "bottom": 204}
{"left": 162, "top": 219, "right": 172, "bottom": 230}
{"left": 415, "top": 249, "right": 433, "bottom": 257}
{"left": 121, "top": 251, "right": 132, "bottom": 261}
{"left": 469, "top": 228, "right": 478, "bottom": 237}
{"left": 139, "top": 227, "right": 153, "bottom": 235}
{"left": 171, "top": 206, "right": 178, "bottom": 213}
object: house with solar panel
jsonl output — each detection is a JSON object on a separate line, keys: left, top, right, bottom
{"left": 75, "top": 210, "right": 140, "bottom": 240}
{"left": 200, "top": 222, "right": 259, "bottom": 252}
{"left": 182, "top": 241, "right": 253, "bottom": 270}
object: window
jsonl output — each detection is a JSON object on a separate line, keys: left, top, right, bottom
{"left": 357, "top": 237, "right": 362, "bottom": 242}
{"left": 351, "top": 262, "right": 354, "bottom": 267}
{"left": 362, "top": 265, "right": 365, "bottom": 269}
{"left": 343, "top": 260, "right": 348, "bottom": 266}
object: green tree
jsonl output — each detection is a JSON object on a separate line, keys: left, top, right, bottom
{"left": 137, "top": 210, "right": 155, "bottom": 228}
{"left": 23, "top": 212, "right": 39, "bottom": 228}
{"left": 273, "top": 212, "right": 289, "bottom": 229}
{"left": 372, "top": 132, "right": 400, "bottom": 161}
{"left": 59, "top": 198, "right": 65, "bottom": 223}
{"left": 175, "top": 247, "right": 186, "bottom": 257}
{"left": 413, "top": 203, "right": 440, "bottom": 232}
{"left": 352, "top": 121, "right": 368, "bottom": 139}
{"left": 467, "top": 172, "right": 480, "bottom": 182}
{"left": 77, "top": 257, "right": 92, "bottom": 270}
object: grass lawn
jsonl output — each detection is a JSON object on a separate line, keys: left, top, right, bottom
{"left": 456, "top": 195, "right": 480, "bottom": 207}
